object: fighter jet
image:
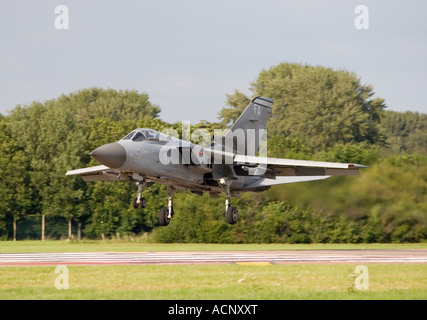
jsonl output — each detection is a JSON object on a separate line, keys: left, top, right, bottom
{"left": 66, "top": 97, "right": 366, "bottom": 226}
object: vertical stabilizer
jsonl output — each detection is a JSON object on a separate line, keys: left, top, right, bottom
{"left": 224, "top": 97, "right": 273, "bottom": 156}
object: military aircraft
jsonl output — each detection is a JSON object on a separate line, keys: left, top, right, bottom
{"left": 66, "top": 97, "right": 366, "bottom": 226}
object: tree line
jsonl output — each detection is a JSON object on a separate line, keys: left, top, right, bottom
{"left": 0, "top": 63, "right": 426, "bottom": 242}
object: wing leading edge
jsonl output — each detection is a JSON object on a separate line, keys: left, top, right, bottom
{"left": 66, "top": 165, "right": 124, "bottom": 182}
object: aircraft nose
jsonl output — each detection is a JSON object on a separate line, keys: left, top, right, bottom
{"left": 90, "top": 143, "right": 127, "bottom": 169}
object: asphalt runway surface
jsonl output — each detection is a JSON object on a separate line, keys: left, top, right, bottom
{"left": 1, "top": 249, "right": 427, "bottom": 266}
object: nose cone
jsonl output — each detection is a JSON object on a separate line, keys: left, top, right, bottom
{"left": 91, "top": 143, "right": 127, "bottom": 169}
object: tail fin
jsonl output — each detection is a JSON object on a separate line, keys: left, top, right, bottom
{"left": 224, "top": 96, "right": 273, "bottom": 156}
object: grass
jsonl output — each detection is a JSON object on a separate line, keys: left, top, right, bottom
{"left": 1, "top": 240, "right": 426, "bottom": 253}
{"left": 0, "top": 264, "right": 426, "bottom": 300}
{"left": 0, "top": 241, "right": 426, "bottom": 299}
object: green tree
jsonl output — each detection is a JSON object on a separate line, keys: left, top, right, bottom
{"left": 339, "top": 155, "right": 427, "bottom": 242}
{"left": 5, "top": 88, "right": 163, "bottom": 239}
{"left": 0, "top": 115, "right": 32, "bottom": 240}
{"left": 381, "top": 110, "right": 427, "bottom": 155}
{"left": 221, "top": 63, "right": 387, "bottom": 152}
{"left": 55, "top": 87, "right": 161, "bottom": 124}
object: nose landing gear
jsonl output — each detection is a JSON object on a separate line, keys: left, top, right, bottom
{"left": 132, "top": 180, "right": 147, "bottom": 209}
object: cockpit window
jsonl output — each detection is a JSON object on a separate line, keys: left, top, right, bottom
{"left": 143, "top": 129, "right": 159, "bottom": 140}
{"left": 132, "top": 131, "right": 146, "bottom": 141}
{"left": 122, "top": 131, "right": 136, "bottom": 140}
{"left": 133, "top": 128, "right": 161, "bottom": 141}
{"left": 122, "top": 128, "right": 169, "bottom": 142}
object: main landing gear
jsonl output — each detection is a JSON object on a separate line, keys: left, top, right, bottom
{"left": 158, "top": 186, "right": 175, "bottom": 226}
{"left": 157, "top": 188, "right": 238, "bottom": 226}
{"left": 132, "top": 180, "right": 238, "bottom": 226}
{"left": 224, "top": 190, "right": 238, "bottom": 225}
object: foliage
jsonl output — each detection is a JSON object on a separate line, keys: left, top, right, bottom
{"left": 1, "top": 88, "right": 164, "bottom": 239}
{"left": 264, "top": 156, "right": 427, "bottom": 243}
{"left": 0, "top": 115, "right": 31, "bottom": 238}
{"left": 221, "top": 63, "right": 387, "bottom": 152}
{"left": 381, "top": 110, "right": 427, "bottom": 155}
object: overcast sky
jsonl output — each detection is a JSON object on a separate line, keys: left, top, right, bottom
{"left": 1, "top": 0, "right": 426, "bottom": 124}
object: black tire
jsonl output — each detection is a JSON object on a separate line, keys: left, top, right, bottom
{"left": 158, "top": 207, "right": 170, "bottom": 226}
{"left": 132, "top": 197, "right": 147, "bottom": 209}
{"left": 132, "top": 198, "right": 139, "bottom": 209}
{"left": 225, "top": 206, "right": 238, "bottom": 225}
{"left": 140, "top": 197, "right": 147, "bottom": 208}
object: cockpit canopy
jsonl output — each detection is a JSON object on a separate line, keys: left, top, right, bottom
{"left": 121, "top": 128, "right": 170, "bottom": 142}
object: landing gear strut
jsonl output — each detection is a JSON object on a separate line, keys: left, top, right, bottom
{"left": 158, "top": 207, "right": 170, "bottom": 226}
{"left": 132, "top": 181, "right": 147, "bottom": 209}
{"left": 159, "top": 186, "right": 175, "bottom": 226}
{"left": 225, "top": 194, "right": 238, "bottom": 225}
{"left": 221, "top": 182, "right": 238, "bottom": 225}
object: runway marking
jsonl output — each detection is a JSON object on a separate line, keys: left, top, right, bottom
{"left": 236, "top": 262, "right": 272, "bottom": 266}
{"left": 1, "top": 250, "right": 427, "bottom": 266}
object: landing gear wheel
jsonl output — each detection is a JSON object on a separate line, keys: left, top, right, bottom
{"left": 158, "top": 207, "right": 171, "bottom": 226}
{"left": 226, "top": 206, "right": 238, "bottom": 225}
{"left": 132, "top": 198, "right": 139, "bottom": 209}
{"left": 132, "top": 197, "right": 147, "bottom": 209}
{"left": 140, "top": 197, "right": 147, "bottom": 208}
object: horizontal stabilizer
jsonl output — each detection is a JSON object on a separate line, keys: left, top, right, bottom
{"left": 234, "top": 154, "right": 367, "bottom": 170}
{"left": 245, "top": 176, "right": 331, "bottom": 188}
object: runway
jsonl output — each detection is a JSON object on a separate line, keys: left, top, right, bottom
{"left": 1, "top": 249, "right": 427, "bottom": 266}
